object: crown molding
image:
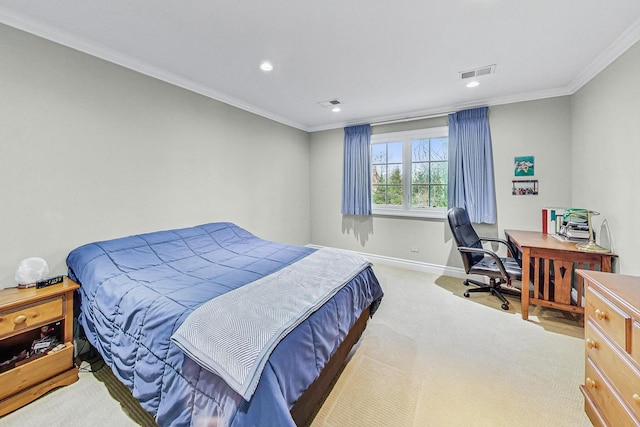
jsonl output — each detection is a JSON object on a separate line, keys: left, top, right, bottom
{"left": 567, "top": 17, "right": 640, "bottom": 94}
{"left": 0, "top": 9, "right": 310, "bottom": 132}
{"left": 315, "top": 19, "right": 640, "bottom": 132}
{"left": 308, "top": 86, "right": 573, "bottom": 133}
{"left": 2, "top": 9, "right": 638, "bottom": 134}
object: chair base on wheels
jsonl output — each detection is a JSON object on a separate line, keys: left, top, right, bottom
{"left": 463, "top": 278, "right": 521, "bottom": 310}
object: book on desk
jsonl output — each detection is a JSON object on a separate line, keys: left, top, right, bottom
{"left": 541, "top": 207, "right": 565, "bottom": 234}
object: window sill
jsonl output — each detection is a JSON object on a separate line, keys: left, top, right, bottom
{"left": 372, "top": 207, "right": 447, "bottom": 220}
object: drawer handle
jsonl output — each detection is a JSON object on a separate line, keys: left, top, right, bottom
{"left": 595, "top": 309, "right": 607, "bottom": 321}
{"left": 633, "top": 393, "right": 640, "bottom": 405}
{"left": 586, "top": 338, "right": 598, "bottom": 350}
{"left": 586, "top": 377, "right": 597, "bottom": 389}
{"left": 13, "top": 314, "right": 27, "bottom": 325}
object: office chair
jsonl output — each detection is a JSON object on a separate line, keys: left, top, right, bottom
{"left": 447, "top": 207, "right": 522, "bottom": 310}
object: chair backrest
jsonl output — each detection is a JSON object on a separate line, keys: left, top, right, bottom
{"left": 447, "top": 207, "right": 484, "bottom": 272}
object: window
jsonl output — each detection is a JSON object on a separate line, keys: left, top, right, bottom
{"left": 370, "top": 126, "right": 448, "bottom": 218}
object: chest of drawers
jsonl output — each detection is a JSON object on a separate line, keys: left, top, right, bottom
{"left": 577, "top": 270, "right": 640, "bottom": 427}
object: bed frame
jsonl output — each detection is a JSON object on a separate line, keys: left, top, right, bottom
{"left": 290, "top": 305, "right": 371, "bottom": 426}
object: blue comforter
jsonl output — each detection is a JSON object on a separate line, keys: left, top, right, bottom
{"left": 67, "top": 222, "right": 383, "bottom": 426}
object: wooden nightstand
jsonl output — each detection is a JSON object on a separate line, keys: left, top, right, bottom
{"left": 0, "top": 277, "right": 79, "bottom": 416}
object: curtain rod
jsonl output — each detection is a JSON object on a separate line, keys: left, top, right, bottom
{"left": 371, "top": 111, "right": 453, "bottom": 127}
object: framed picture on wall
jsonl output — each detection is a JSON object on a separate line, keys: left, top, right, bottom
{"left": 512, "top": 179, "right": 538, "bottom": 195}
{"left": 514, "top": 156, "right": 534, "bottom": 176}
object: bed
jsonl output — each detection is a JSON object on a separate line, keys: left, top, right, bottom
{"left": 66, "top": 222, "right": 383, "bottom": 426}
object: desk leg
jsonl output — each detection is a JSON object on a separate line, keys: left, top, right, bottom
{"left": 521, "top": 247, "right": 530, "bottom": 320}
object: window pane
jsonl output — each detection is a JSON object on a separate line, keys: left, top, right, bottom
{"left": 371, "top": 144, "right": 387, "bottom": 164}
{"left": 430, "top": 161, "right": 448, "bottom": 184}
{"left": 431, "top": 185, "right": 448, "bottom": 207}
{"left": 388, "top": 164, "right": 402, "bottom": 185}
{"left": 430, "top": 138, "right": 448, "bottom": 161}
{"left": 372, "top": 165, "right": 387, "bottom": 184}
{"left": 372, "top": 185, "right": 386, "bottom": 205}
{"left": 412, "top": 163, "right": 429, "bottom": 184}
{"left": 387, "top": 142, "right": 403, "bottom": 163}
{"left": 411, "top": 184, "right": 428, "bottom": 207}
{"left": 388, "top": 185, "right": 402, "bottom": 205}
{"left": 411, "top": 139, "right": 429, "bottom": 162}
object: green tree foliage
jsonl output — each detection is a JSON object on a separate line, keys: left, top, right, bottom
{"left": 388, "top": 166, "right": 402, "bottom": 205}
{"left": 372, "top": 138, "right": 448, "bottom": 208}
{"left": 372, "top": 165, "right": 402, "bottom": 205}
{"left": 411, "top": 139, "right": 448, "bottom": 207}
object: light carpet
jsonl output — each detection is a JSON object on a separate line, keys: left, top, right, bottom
{"left": 0, "top": 265, "right": 591, "bottom": 427}
{"left": 311, "top": 265, "right": 590, "bottom": 427}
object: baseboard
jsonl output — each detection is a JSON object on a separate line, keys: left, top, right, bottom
{"left": 306, "top": 244, "right": 469, "bottom": 280}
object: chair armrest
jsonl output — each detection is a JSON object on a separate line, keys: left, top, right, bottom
{"left": 456, "top": 246, "right": 510, "bottom": 279}
{"left": 479, "top": 237, "right": 521, "bottom": 265}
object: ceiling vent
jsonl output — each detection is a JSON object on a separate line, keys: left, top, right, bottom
{"left": 318, "top": 99, "right": 341, "bottom": 108}
{"left": 459, "top": 64, "right": 496, "bottom": 80}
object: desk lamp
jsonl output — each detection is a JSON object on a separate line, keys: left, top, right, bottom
{"left": 573, "top": 209, "right": 609, "bottom": 253}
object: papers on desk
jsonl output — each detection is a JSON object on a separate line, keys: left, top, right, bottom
{"left": 551, "top": 233, "right": 588, "bottom": 243}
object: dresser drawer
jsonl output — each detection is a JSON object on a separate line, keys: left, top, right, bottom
{"left": 633, "top": 321, "right": 640, "bottom": 366}
{"left": 584, "top": 358, "right": 638, "bottom": 427}
{"left": 0, "top": 344, "right": 74, "bottom": 401}
{"left": 586, "top": 287, "right": 631, "bottom": 351}
{"left": 586, "top": 321, "right": 640, "bottom": 421}
{"left": 581, "top": 384, "right": 608, "bottom": 427}
{"left": 0, "top": 297, "right": 63, "bottom": 339}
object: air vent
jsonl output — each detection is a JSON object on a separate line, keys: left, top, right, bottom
{"left": 318, "top": 99, "right": 341, "bottom": 108}
{"left": 460, "top": 70, "right": 476, "bottom": 80}
{"left": 459, "top": 64, "right": 496, "bottom": 80}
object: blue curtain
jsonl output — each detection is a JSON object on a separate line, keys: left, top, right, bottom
{"left": 342, "top": 124, "right": 372, "bottom": 215}
{"left": 448, "top": 107, "right": 497, "bottom": 223}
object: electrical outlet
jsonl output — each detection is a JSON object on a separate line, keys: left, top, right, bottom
{"left": 411, "top": 247, "right": 419, "bottom": 253}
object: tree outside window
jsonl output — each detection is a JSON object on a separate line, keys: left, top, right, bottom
{"left": 370, "top": 127, "right": 448, "bottom": 218}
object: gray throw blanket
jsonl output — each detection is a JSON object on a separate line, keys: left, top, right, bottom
{"left": 171, "top": 247, "right": 371, "bottom": 400}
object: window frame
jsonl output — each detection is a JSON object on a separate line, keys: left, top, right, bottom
{"left": 370, "top": 126, "right": 449, "bottom": 219}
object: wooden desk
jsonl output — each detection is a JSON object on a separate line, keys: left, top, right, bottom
{"left": 504, "top": 230, "right": 617, "bottom": 320}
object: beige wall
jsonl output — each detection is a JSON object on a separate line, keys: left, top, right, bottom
{"left": 310, "top": 41, "right": 640, "bottom": 276}
{"left": 571, "top": 40, "right": 640, "bottom": 275}
{"left": 2, "top": 22, "right": 638, "bottom": 285}
{"left": 310, "top": 97, "right": 573, "bottom": 271}
{"left": 0, "top": 24, "right": 311, "bottom": 284}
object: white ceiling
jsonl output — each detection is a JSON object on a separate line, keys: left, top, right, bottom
{"left": 1, "top": 1, "right": 640, "bottom": 132}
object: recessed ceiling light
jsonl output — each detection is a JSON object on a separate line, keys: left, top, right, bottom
{"left": 260, "top": 61, "right": 273, "bottom": 72}
{"left": 466, "top": 81, "right": 480, "bottom": 88}
{"left": 332, "top": 107, "right": 341, "bottom": 112}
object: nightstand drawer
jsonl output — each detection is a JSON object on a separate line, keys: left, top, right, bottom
{"left": 0, "top": 297, "right": 63, "bottom": 338}
{"left": 586, "top": 287, "right": 631, "bottom": 351}
{"left": 0, "top": 344, "right": 74, "bottom": 401}
{"left": 584, "top": 358, "right": 637, "bottom": 427}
